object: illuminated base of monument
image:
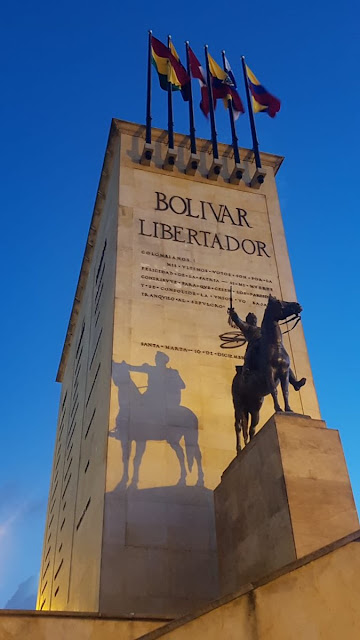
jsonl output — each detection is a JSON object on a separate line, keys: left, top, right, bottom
{"left": 214, "top": 413, "right": 359, "bottom": 597}
{"left": 3, "top": 414, "right": 360, "bottom": 639}
{"left": 3, "top": 530, "right": 360, "bottom": 639}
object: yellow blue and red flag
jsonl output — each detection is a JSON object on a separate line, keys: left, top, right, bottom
{"left": 151, "top": 36, "right": 190, "bottom": 100}
{"left": 246, "top": 65, "right": 280, "bottom": 117}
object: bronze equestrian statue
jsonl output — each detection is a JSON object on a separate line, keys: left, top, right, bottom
{"left": 230, "top": 295, "right": 306, "bottom": 452}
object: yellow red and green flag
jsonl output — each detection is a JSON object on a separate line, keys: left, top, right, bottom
{"left": 151, "top": 36, "right": 190, "bottom": 100}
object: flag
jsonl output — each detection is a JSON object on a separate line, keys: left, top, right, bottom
{"left": 246, "top": 65, "right": 281, "bottom": 117}
{"left": 208, "top": 53, "right": 229, "bottom": 88}
{"left": 223, "top": 54, "right": 237, "bottom": 88}
{"left": 168, "top": 40, "right": 191, "bottom": 101}
{"left": 188, "top": 46, "right": 209, "bottom": 116}
{"left": 220, "top": 54, "right": 245, "bottom": 120}
{"left": 151, "top": 36, "right": 190, "bottom": 99}
{"left": 200, "top": 51, "right": 244, "bottom": 120}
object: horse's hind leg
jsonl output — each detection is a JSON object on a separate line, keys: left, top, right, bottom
{"left": 120, "top": 437, "right": 131, "bottom": 487}
{"left": 169, "top": 442, "right": 187, "bottom": 485}
{"left": 131, "top": 440, "right": 146, "bottom": 488}
{"left": 280, "top": 371, "right": 292, "bottom": 412}
{"left": 232, "top": 376, "right": 242, "bottom": 454}
{"left": 241, "top": 410, "right": 249, "bottom": 446}
{"left": 234, "top": 411, "right": 242, "bottom": 454}
{"left": 249, "top": 410, "right": 260, "bottom": 441}
{"left": 235, "top": 423, "right": 241, "bottom": 454}
{"left": 233, "top": 395, "right": 242, "bottom": 454}
{"left": 267, "top": 368, "right": 282, "bottom": 412}
{"left": 194, "top": 446, "right": 204, "bottom": 487}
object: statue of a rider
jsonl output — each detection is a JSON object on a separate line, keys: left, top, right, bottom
{"left": 228, "top": 307, "right": 306, "bottom": 391}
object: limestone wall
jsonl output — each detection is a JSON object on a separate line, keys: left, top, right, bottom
{"left": 136, "top": 534, "right": 360, "bottom": 640}
{"left": 18, "top": 534, "right": 360, "bottom": 639}
{"left": 38, "top": 120, "right": 323, "bottom": 617}
{"left": 37, "top": 140, "right": 119, "bottom": 612}
{"left": 0, "top": 612, "right": 163, "bottom": 640}
{"left": 100, "top": 122, "right": 321, "bottom": 617}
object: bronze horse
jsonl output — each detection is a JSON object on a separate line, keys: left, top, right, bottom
{"left": 232, "top": 295, "right": 302, "bottom": 452}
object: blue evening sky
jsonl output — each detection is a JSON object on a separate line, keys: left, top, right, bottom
{"left": 1, "top": 0, "right": 359, "bottom": 607}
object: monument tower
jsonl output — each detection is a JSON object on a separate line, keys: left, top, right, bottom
{"left": 36, "top": 117, "right": 330, "bottom": 616}
{"left": 33, "top": 40, "right": 360, "bottom": 640}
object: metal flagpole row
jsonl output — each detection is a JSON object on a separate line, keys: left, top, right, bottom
{"left": 145, "top": 33, "right": 266, "bottom": 182}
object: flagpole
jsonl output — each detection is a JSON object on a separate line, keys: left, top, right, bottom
{"left": 204, "top": 45, "right": 219, "bottom": 160}
{"left": 241, "top": 55, "right": 261, "bottom": 169}
{"left": 167, "top": 35, "right": 174, "bottom": 149}
{"left": 221, "top": 50, "right": 240, "bottom": 165}
{"left": 185, "top": 41, "right": 197, "bottom": 155}
{"left": 146, "top": 30, "right": 152, "bottom": 144}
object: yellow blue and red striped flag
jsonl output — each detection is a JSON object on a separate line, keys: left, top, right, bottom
{"left": 246, "top": 65, "right": 280, "bottom": 118}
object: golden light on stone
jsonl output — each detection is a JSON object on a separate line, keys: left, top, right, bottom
{"left": 17, "top": 120, "right": 358, "bottom": 640}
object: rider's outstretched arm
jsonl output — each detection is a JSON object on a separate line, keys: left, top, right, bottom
{"left": 121, "top": 362, "right": 151, "bottom": 373}
{"left": 228, "top": 308, "right": 248, "bottom": 333}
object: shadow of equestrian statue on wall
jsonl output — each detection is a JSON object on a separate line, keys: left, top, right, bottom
{"left": 110, "top": 351, "right": 204, "bottom": 488}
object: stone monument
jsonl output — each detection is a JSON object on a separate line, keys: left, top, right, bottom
{"left": 27, "top": 120, "right": 360, "bottom": 640}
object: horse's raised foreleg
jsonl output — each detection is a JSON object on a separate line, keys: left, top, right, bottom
{"left": 280, "top": 371, "right": 292, "bottom": 412}
{"left": 169, "top": 442, "right": 187, "bottom": 485}
{"left": 130, "top": 440, "right": 146, "bottom": 488}
{"left": 289, "top": 368, "right": 306, "bottom": 391}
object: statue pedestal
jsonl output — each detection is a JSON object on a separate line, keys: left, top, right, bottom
{"left": 214, "top": 413, "right": 359, "bottom": 596}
